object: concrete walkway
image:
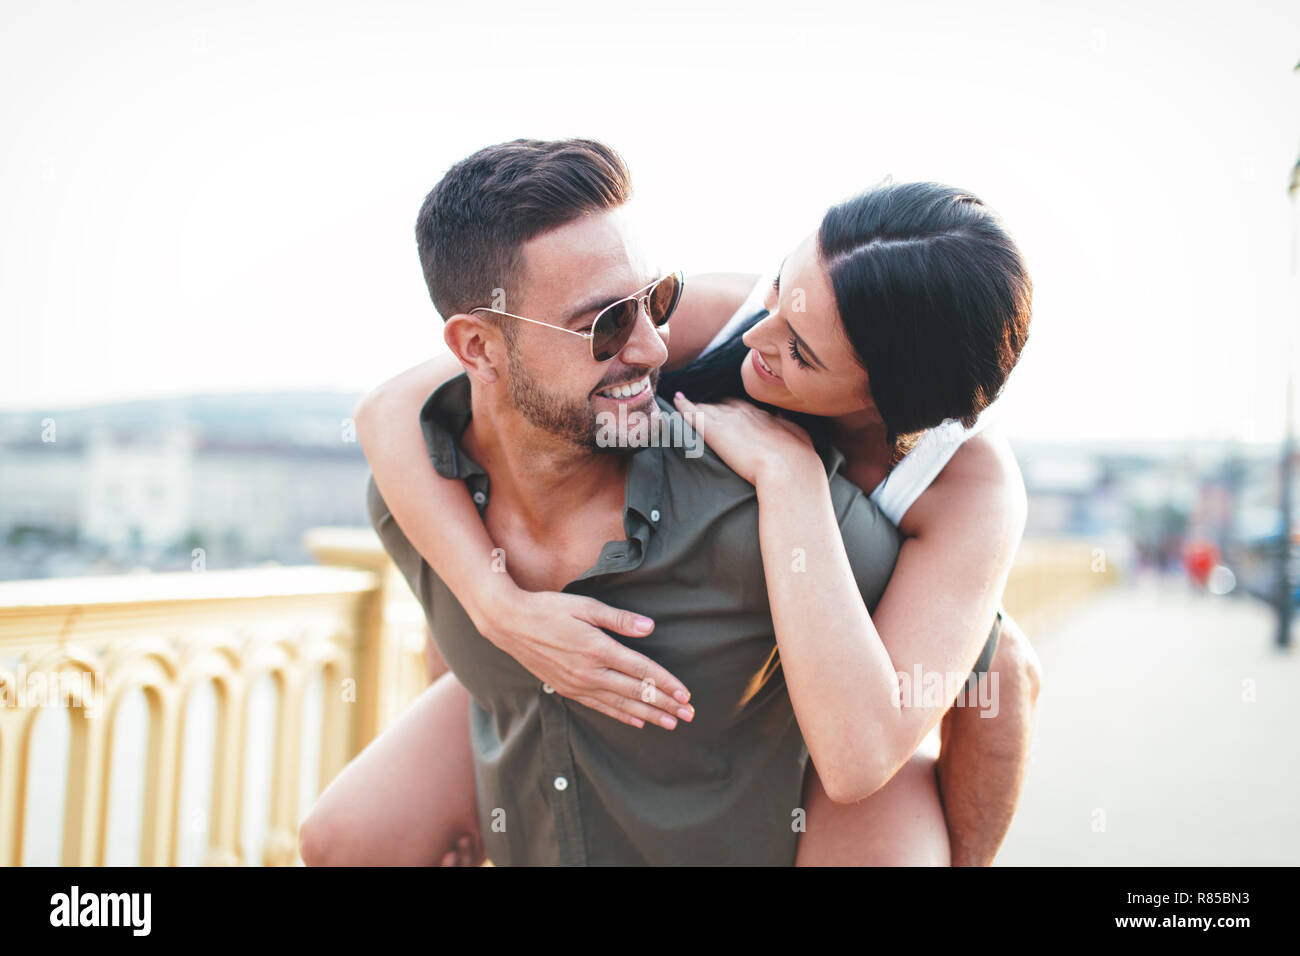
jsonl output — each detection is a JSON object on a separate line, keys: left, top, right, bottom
{"left": 996, "top": 579, "right": 1299, "bottom": 865}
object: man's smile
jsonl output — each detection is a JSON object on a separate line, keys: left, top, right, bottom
{"left": 594, "top": 374, "right": 652, "bottom": 401}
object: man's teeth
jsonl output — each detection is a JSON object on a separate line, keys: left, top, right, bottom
{"left": 598, "top": 376, "right": 651, "bottom": 399}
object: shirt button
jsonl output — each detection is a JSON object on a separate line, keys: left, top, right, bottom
{"left": 472, "top": 491, "right": 486, "bottom": 505}
{"left": 650, "top": 509, "right": 660, "bottom": 522}
{"left": 542, "top": 682, "right": 555, "bottom": 694}
{"left": 553, "top": 775, "right": 568, "bottom": 791}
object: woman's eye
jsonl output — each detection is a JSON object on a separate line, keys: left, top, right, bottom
{"left": 787, "top": 336, "right": 812, "bottom": 370}
{"left": 764, "top": 274, "right": 781, "bottom": 309}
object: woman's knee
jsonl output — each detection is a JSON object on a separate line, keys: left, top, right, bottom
{"left": 298, "top": 805, "right": 348, "bottom": 867}
{"left": 797, "top": 755, "right": 950, "bottom": 866}
{"left": 299, "top": 673, "right": 479, "bottom": 866}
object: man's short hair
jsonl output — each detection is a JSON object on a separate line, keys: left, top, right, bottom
{"left": 415, "top": 138, "right": 633, "bottom": 320}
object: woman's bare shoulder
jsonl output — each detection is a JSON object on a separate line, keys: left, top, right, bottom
{"left": 901, "top": 429, "right": 1026, "bottom": 538}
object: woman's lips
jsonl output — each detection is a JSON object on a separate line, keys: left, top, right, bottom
{"left": 750, "top": 348, "right": 783, "bottom": 383}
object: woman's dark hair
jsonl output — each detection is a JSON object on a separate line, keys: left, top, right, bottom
{"left": 661, "top": 182, "right": 1031, "bottom": 463}
{"left": 820, "top": 181, "right": 1032, "bottom": 451}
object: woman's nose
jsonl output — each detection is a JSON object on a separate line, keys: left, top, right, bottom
{"left": 742, "top": 312, "right": 779, "bottom": 351}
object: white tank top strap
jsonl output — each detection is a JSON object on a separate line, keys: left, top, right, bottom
{"left": 868, "top": 410, "right": 994, "bottom": 526}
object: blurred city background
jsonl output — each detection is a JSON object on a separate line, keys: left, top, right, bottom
{"left": 0, "top": 0, "right": 1297, "bottom": 866}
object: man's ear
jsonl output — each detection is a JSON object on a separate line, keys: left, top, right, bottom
{"left": 443, "top": 313, "right": 505, "bottom": 385}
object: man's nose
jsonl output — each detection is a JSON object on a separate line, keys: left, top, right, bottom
{"left": 617, "top": 299, "right": 669, "bottom": 369}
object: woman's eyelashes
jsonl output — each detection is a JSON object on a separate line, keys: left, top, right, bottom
{"left": 787, "top": 335, "right": 812, "bottom": 370}
{"left": 764, "top": 273, "right": 781, "bottom": 311}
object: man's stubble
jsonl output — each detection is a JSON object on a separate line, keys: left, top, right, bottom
{"left": 505, "top": 338, "right": 659, "bottom": 454}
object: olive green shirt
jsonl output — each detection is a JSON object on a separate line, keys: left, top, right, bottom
{"left": 366, "top": 372, "right": 900, "bottom": 865}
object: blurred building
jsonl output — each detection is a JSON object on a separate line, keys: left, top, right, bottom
{"left": 0, "top": 394, "right": 370, "bottom": 579}
{"left": 1, "top": 394, "right": 1297, "bottom": 589}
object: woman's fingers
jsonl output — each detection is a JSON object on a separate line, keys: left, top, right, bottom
{"left": 574, "top": 598, "right": 692, "bottom": 706}
{"left": 566, "top": 681, "right": 690, "bottom": 729}
{"left": 518, "top": 589, "right": 697, "bottom": 729}
{"left": 672, "top": 391, "right": 702, "bottom": 426}
{"left": 456, "top": 835, "right": 479, "bottom": 866}
{"left": 599, "top": 664, "right": 695, "bottom": 723}
{"left": 573, "top": 695, "right": 646, "bottom": 729}
{"left": 588, "top": 632, "right": 690, "bottom": 704}
{"left": 439, "top": 835, "right": 479, "bottom": 866}
{"left": 561, "top": 660, "right": 693, "bottom": 727}
{"left": 579, "top": 597, "right": 656, "bottom": 639}
{"left": 597, "top": 644, "right": 693, "bottom": 714}
{"left": 589, "top": 689, "right": 687, "bottom": 730}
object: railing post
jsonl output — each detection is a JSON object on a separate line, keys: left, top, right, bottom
{"left": 304, "top": 529, "right": 400, "bottom": 754}
{"left": 0, "top": 707, "right": 26, "bottom": 865}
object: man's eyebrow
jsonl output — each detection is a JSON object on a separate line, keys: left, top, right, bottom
{"left": 563, "top": 275, "right": 658, "bottom": 325}
{"left": 563, "top": 293, "right": 621, "bottom": 325}
{"left": 785, "top": 319, "right": 828, "bottom": 370}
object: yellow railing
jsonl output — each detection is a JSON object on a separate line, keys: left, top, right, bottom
{"left": 0, "top": 530, "right": 429, "bottom": 867}
{"left": 0, "top": 531, "right": 1110, "bottom": 866}
{"left": 1001, "top": 538, "right": 1118, "bottom": 637}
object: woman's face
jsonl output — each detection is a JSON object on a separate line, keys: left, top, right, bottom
{"left": 739, "top": 231, "right": 878, "bottom": 420}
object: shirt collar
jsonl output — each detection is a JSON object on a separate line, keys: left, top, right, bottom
{"left": 818, "top": 441, "right": 848, "bottom": 481}
{"left": 419, "top": 372, "right": 484, "bottom": 481}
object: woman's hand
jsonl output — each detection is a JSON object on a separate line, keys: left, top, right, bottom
{"left": 672, "top": 392, "right": 822, "bottom": 487}
{"left": 479, "top": 587, "right": 696, "bottom": 731}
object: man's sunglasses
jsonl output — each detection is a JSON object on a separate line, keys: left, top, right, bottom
{"left": 470, "top": 271, "right": 684, "bottom": 362}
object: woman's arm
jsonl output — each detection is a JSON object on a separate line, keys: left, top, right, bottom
{"left": 673, "top": 395, "right": 1025, "bottom": 804}
{"left": 355, "top": 353, "right": 693, "bottom": 728}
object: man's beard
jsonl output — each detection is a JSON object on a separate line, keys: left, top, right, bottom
{"left": 507, "top": 351, "right": 659, "bottom": 453}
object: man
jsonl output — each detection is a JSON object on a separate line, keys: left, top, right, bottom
{"left": 315, "top": 139, "right": 1029, "bottom": 865}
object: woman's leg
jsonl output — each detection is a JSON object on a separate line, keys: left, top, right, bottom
{"left": 795, "top": 613, "right": 1041, "bottom": 867}
{"left": 794, "top": 753, "right": 950, "bottom": 866}
{"left": 299, "top": 670, "right": 481, "bottom": 866}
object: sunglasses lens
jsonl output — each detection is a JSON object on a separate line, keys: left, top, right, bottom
{"left": 589, "top": 273, "right": 683, "bottom": 361}
{"left": 591, "top": 299, "right": 640, "bottom": 362}
{"left": 647, "top": 273, "right": 682, "bottom": 326}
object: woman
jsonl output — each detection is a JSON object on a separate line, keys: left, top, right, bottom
{"left": 301, "top": 181, "right": 1041, "bottom": 867}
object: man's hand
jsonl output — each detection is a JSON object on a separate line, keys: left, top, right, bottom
{"left": 480, "top": 588, "right": 695, "bottom": 730}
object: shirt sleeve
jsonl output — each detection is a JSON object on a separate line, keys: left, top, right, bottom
{"left": 829, "top": 475, "right": 901, "bottom": 612}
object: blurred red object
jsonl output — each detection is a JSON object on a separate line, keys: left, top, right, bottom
{"left": 1183, "top": 540, "right": 1220, "bottom": 588}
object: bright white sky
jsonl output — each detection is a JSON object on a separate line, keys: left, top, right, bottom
{"left": 1, "top": 0, "right": 1297, "bottom": 442}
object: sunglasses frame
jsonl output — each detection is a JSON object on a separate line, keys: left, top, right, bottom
{"left": 470, "top": 270, "right": 684, "bottom": 362}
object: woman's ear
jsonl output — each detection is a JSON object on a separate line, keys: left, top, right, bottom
{"left": 443, "top": 313, "right": 503, "bottom": 385}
